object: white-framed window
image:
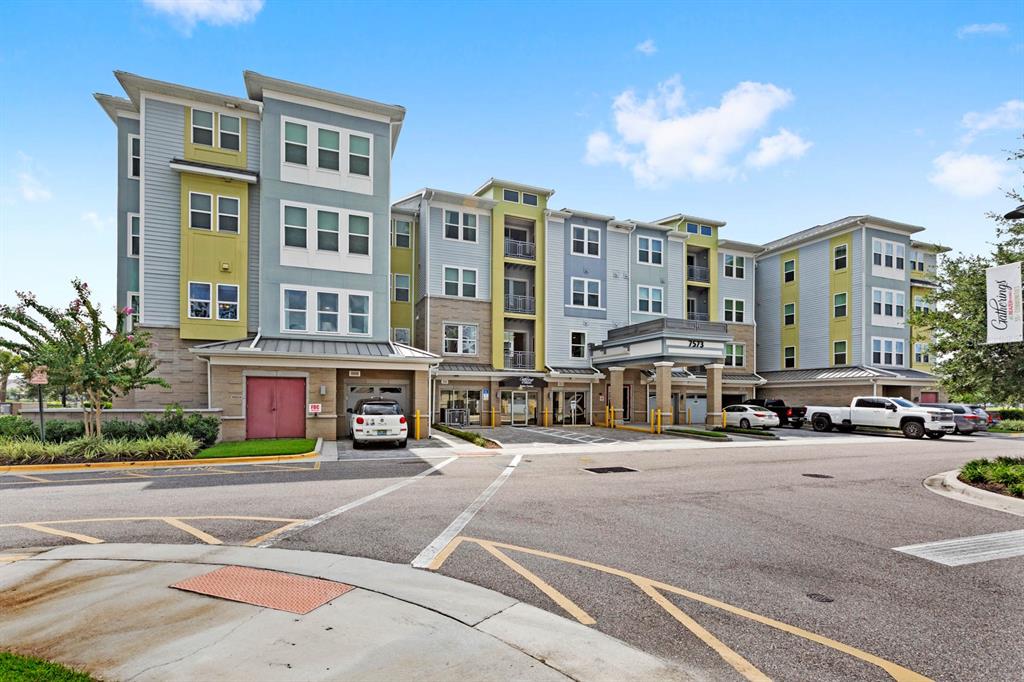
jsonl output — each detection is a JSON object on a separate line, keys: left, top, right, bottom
{"left": 724, "top": 254, "right": 745, "bottom": 279}
{"left": 637, "top": 286, "right": 664, "bottom": 314}
{"left": 443, "top": 266, "right": 477, "bottom": 298}
{"left": 317, "top": 128, "right": 340, "bottom": 171}
{"left": 910, "top": 250, "right": 928, "bottom": 273}
{"left": 571, "top": 278, "right": 601, "bottom": 308}
{"left": 444, "top": 210, "right": 478, "bottom": 242}
{"left": 914, "top": 342, "right": 930, "bottom": 364}
{"left": 443, "top": 323, "right": 478, "bottom": 355}
{"left": 349, "top": 134, "right": 371, "bottom": 176}
{"left": 638, "top": 236, "right": 663, "bottom": 265}
{"left": 724, "top": 298, "right": 745, "bottom": 323}
{"left": 283, "top": 288, "right": 307, "bottom": 330}
{"left": 522, "top": 192, "right": 539, "bottom": 206}
{"left": 128, "top": 135, "right": 141, "bottom": 178}
{"left": 219, "top": 114, "right": 240, "bottom": 150}
{"left": 725, "top": 343, "right": 745, "bottom": 367}
{"left": 348, "top": 294, "right": 370, "bottom": 334}
{"left": 833, "top": 292, "right": 847, "bottom": 318}
{"left": 316, "top": 292, "right": 339, "bottom": 332}
{"left": 833, "top": 340, "right": 848, "bottom": 365}
{"left": 872, "top": 287, "right": 906, "bottom": 326}
{"left": 393, "top": 274, "right": 411, "bottom": 302}
{"left": 834, "top": 244, "right": 847, "bottom": 271}
{"left": 783, "top": 302, "right": 796, "bottom": 326}
{"left": 216, "top": 284, "right": 239, "bottom": 321}
{"left": 284, "top": 121, "right": 308, "bottom": 165}
{"left": 783, "top": 259, "right": 796, "bottom": 283}
{"left": 127, "top": 292, "right": 141, "bottom": 329}
{"left": 784, "top": 346, "right": 796, "bottom": 368}
{"left": 393, "top": 219, "right": 411, "bottom": 248}
{"left": 187, "top": 282, "right": 212, "bottom": 319}
{"left": 570, "top": 331, "right": 587, "bottom": 359}
{"left": 503, "top": 189, "right": 519, "bottom": 202}
{"left": 571, "top": 225, "right": 601, "bottom": 257}
{"left": 189, "top": 192, "right": 213, "bottom": 230}
{"left": 127, "top": 213, "right": 141, "bottom": 257}
{"left": 191, "top": 109, "right": 214, "bottom": 146}
{"left": 317, "top": 210, "right": 339, "bottom": 252}
{"left": 217, "top": 197, "right": 240, "bottom": 233}
{"left": 914, "top": 295, "right": 930, "bottom": 313}
{"left": 872, "top": 238, "right": 906, "bottom": 277}
{"left": 284, "top": 205, "right": 308, "bottom": 248}
{"left": 872, "top": 337, "right": 905, "bottom": 366}
{"left": 392, "top": 327, "right": 411, "bottom": 345}
{"left": 348, "top": 214, "right": 370, "bottom": 255}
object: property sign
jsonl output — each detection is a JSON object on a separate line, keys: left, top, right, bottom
{"left": 986, "top": 262, "right": 1023, "bottom": 344}
{"left": 499, "top": 376, "right": 548, "bottom": 389}
{"left": 308, "top": 403, "right": 322, "bottom": 414}
{"left": 29, "top": 366, "right": 48, "bottom": 385}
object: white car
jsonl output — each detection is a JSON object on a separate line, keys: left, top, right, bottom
{"left": 347, "top": 399, "right": 409, "bottom": 448}
{"left": 724, "top": 404, "right": 781, "bottom": 430}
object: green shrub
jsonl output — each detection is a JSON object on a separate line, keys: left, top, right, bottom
{"left": 991, "top": 419, "right": 1024, "bottom": 433}
{"left": 958, "top": 457, "right": 1024, "bottom": 498}
{"left": 43, "top": 419, "right": 86, "bottom": 442}
{"left": 103, "top": 418, "right": 148, "bottom": 440}
{"left": 990, "top": 408, "right": 1024, "bottom": 421}
{"left": 0, "top": 433, "right": 200, "bottom": 465}
{"left": 0, "top": 415, "right": 37, "bottom": 440}
{"left": 712, "top": 426, "right": 780, "bottom": 439}
{"left": 142, "top": 406, "right": 220, "bottom": 446}
{"left": 432, "top": 423, "right": 498, "bottom": 448}
{"left": 665, "top": 427, "right": 729, "bottom": 439}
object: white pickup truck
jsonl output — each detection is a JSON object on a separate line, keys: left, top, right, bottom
{"left": 805, "top": 396, "right": 956, "bottom": 439}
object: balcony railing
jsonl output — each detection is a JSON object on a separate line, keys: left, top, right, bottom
{"left": 505, "top": 238, "right": 536, "bottom": 260}
{"left": 687, "top": 311, "right": 710, "bottom": 321}
{"left": 504, "top": 294, "right": 536, "bottom": 314}
{"left": 687, "top": 265, "right": 710, "bottom": 282}
{"left": 505, "top": 351, "right": 535, "bottom": 369}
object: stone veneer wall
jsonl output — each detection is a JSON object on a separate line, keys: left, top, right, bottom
{"left": 425, "top": 298, "right": 494, "bottom": 366}
{"left": 725, "top": 323, "right": 757, "bottom": 374}
{"left": 760, "top": 383, "right": 945, "bottom": 406}
{"left": 113, "top": 327, "right": 208, "bottom": 409}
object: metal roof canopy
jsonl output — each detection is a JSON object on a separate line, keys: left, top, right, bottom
{"left": 591, "top": 319, "right": 732, "bottom": 368}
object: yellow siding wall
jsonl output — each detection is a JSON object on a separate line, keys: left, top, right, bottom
{"left": 390, "top": 216, "right": 416, "bottom": 342}
{"left": 829, "top": 234, "right": 853, "bottom": 365}
{"left": 183, "top": 108, "right": 247, "bottom": 170}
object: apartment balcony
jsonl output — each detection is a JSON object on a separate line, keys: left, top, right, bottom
{"left": 687, "top": 265, "right": 710, "bottom": 283}
{"left": 688, "top": 312, "right": 710, "bottom": 322}
{"left": 505, "top": 294, "right": 536, "bottom": 314}
{"left": 505, "top": 351, "right": 535, "bottom": 369}
{"left": 505, "top": 238, "right": 536, "bottom": 260}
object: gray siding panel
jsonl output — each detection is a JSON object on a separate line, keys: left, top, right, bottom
{"left": 564, "top": 216, "right": 608, "bottom": 313}
{"left": 247, "top": 184, "right": 260, "bottom": 333}
{"left": 631, "top": 227, "right": 671, "bottom": 323}
{"left": 863, "top": 227, "right": 910, "bottom": 367}
{"left": 797, "top": 239, "right": 829, "bottom": 368}
{"left": 718, "top": 250, "right": 754, "bottom": 322}
{"left": 667, "top": 239, "right": 685, "bottom": 319}
{"left": 116, "top": 117, "right": 141, "bottom": 310}
{"left": 755, "top": 255, "right": 781, "bottom": 371}
{"left": 427, "top": 203, "right": 491, "bottom": 300}
{"left": 246, "top": 118, "right": 260, "bottom": 173}
{"left": 141, "top": 98, "right": 185, "bottom": 327}
{"left": 606, "top": 229, "right": 630, "bottom": 326}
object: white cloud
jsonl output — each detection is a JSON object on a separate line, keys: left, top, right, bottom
{"left": 960, "top": 99, "right": 1024, "bottom": 143}
{"left": 144, "top": 0, "right": 264, "bottom": 33}
{"left": 928, "top": 152, "right": 1009, "bottom": 198}
{"left": 956, "top": 23, "right": 1008, "bottom": 39}
{"left": 17, "top": 171, "right": 52, "bottom": 202}
{"left": 745, "top": 128, "right": 812, "bottom": 168}
{"left": 635, "top": 39, "right": 657, "bottom": 56}
{"left": 584, "top": 75, "right": 806, "bottom": 184}
{"left": 81, "top": 211, "right": 113, "bottom": 233}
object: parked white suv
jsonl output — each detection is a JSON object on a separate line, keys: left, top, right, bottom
{"left": 805, "top": 397, "right": 955, "bottom": 439}
{"left": 347, "top": 399, "right": 409, "bottom": 448}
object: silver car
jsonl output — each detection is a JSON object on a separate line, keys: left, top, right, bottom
{"left": 920, "top": 403, "right": 983, "bottom": 434}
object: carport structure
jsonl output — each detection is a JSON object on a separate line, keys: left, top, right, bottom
{"left": 590, "top": 319, "right": 740, "bottom": 426}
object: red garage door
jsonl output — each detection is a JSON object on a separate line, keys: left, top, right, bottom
{"left": 246, "top": 377, "right": 306, "bottom": 439}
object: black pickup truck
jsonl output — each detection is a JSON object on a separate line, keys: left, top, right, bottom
{"left": 746, "top": 399, "right": 807, "bottom": 428}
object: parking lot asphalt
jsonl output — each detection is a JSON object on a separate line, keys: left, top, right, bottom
{"left": 2, "top": 435, "right": 1021, "bottom": 681}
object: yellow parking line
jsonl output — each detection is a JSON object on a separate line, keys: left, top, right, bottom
{"left": 426, "top": 535, "right": 466, "bottom": 570}
{"left": 0, "top": 554, "right": 33, "bottom": 563}
{"left": 441, "top": 538, "right": 931, "bottom": 682}
{"left": 11, "top": 473, "right": 52, "bottom": 483}
{"left": 1, "top": 515, "right": 304, "bottom": 528}
{"left": 18, "top": 523, "right": 103, "bottom": 544}
{"left": 162, "top": 518, "right": 223, "bottom": 545}
{"left": 478, "top": 540, "right": 596, "bottom": 625}
{"left": 243, "top": 520, "right": 306, "bottom": 547}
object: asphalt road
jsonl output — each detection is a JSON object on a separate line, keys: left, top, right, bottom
{"left": 2, "top": 435, "right": 1022, "bottom": 681}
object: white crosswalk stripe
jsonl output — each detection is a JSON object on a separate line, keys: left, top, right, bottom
{"left": 894, "top": 529, "right": 1024, "bottom": 566}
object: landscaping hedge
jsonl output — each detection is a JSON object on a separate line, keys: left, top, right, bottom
{"left": 959, "top": 457, "right": 1024, "bottom": 498}
{"left": 990, "top": 408, "right": 1024, "bottom": 421}
{"left": 664, "top": 427, "right": 730, "bottom": 440}
{"left": 0, "top": 409, "right": 219, "bottom": 447}
{"left": 712, "top": 426, "right": 780, "bottom": 439}
{"left": 0, "top": 433, "right": 200, "bottom": 465}
{"left": 991, "top": 419, "right": 1024, "bottom": 433}
{"left": 432, "top": 423, "right": 500, "bottom": 448}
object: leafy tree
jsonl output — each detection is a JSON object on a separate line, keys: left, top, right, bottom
{"left": 0, "top": 350, "right": 21, "bottom": 403}
{"left": 0, "top": 279, "right": 168, "bottom": 436}
{"left": 912, "top": 138, "right": 1024, "bottom": 403}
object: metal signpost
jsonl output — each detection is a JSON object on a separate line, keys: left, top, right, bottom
{"left": 29, "top": 365, "right": 49, "bottom": 442}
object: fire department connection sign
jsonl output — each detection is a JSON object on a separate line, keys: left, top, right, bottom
{"left": 986, "top": 262, "right": 1023, "bottom": 344}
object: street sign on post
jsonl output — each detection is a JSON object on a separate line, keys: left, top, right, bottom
{"left": 29, "top": 365, "right": 48, "bottom": 442}
{"left": 986, "top": 262, "right": 1023, "bottom": 344}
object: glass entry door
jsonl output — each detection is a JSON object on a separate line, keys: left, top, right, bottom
{"left": 554, "top": 391, "right": 588, "bottom": 425}
{"left": 511, "top": 391, "right": 528, "bottom": 425}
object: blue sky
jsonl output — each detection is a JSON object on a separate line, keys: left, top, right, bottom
{"left": 1, "top": 0, "right": 1021, "bottom": 311}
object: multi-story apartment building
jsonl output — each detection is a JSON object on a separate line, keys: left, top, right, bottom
{"left": 393, "top": 186, "right": 765, "bottom": 428}
{"left": 95, "top": 71, "right": 437, "bottom": 441}
{"left": 755, "top": 216, "right": 945, "bottom": 404}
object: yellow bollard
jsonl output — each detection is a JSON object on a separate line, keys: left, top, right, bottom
{"left": 650, "top": 410, "right": 655, "bottom": 434}
{"left": 657, "top": 408, "right": 662, "bottom": 434}
{"left": 721, "top": 410, "right": 727, "bottom": 429}
{"left": 415, "top": 410, "right": 421, "bottom": 440}
{"left": 687, "top": 408, "right": 691, "bottom": 425}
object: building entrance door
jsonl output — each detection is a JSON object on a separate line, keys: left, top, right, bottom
{"left": 553, "top": 390, "right": 588, "bottom": 425}
{"left": 511, "top": 391, "right": 529, "bottom": 425}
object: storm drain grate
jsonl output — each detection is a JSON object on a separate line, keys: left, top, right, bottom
{"left": 584, "top": 466, "right": 638, "bottom": 474}
{"left": 806, "top": 593, "right": 834, "bottom": 603}
{"left": 802, "top": 473, "right": 834, "bottom": 479}
{"left": 170, "top": 565, "right": 354, "bottom": 614}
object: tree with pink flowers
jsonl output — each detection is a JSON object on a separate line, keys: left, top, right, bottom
{"left": 0, "top": 279, "right": 167, "bottom": 436}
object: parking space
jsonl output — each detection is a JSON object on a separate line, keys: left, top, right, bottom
{"left": 466, "top": 425, "right": 676, "bottom": 446}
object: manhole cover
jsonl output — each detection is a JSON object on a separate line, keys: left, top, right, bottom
{"left": 584, "top": 466, "right": 638, "bottom": 474}
{"left": 806, "top": 593, "right": 834, "bottom": 603}
{"left": 171, "top": 565, "right": 353, "bottom": 614}
{"left": 802, "top": 473, "right": 834, "bottom": 479}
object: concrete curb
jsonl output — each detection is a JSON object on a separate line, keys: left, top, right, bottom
{"left": 924, "top": 469, "right": 1024, "bottom": 517}
{"left": 0, "top": 450, "right": 318, "bottom": 474}
{"left": 14, "top": 543, "right": 691, "bottom": 681}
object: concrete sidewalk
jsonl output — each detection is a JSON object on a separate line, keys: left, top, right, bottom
{"left": 0, "top": 544, "right": 694, "bottom": 681}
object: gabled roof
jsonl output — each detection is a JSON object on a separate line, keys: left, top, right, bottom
{"left": 114, "top": 71, "right": 260, "bottom": 115}
{"left": 653, "top": 213, "right": 727, "bottom": 228}
{"left": 760, "top": 215, "right": 925, "bottom": 256}
{"left": 474, "top": 178, "right": 555, "bottom": 198}
{"left": 393, "top": 187, "right": 498, "bottom": 211}
{"left": 93, "top": 93, "right": 137, "bottom": 123}
{"left": 717, "top": 239, "right": 765, "bottom": 254}
{"left": 191, "top": 336, "right": 437, "bottom": 362}
{"left": 759, "top": 365, "right": 938, "bottom": 384}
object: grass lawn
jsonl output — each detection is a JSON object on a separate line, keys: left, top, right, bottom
{"left": 0, "top": 652, "right": 95, "bottom": 681}
{"left": 195, "top": 438, "right": 317, "bottom": 459}
{"left": 959, "top": 457, "right": 1024, "bottom": 498}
